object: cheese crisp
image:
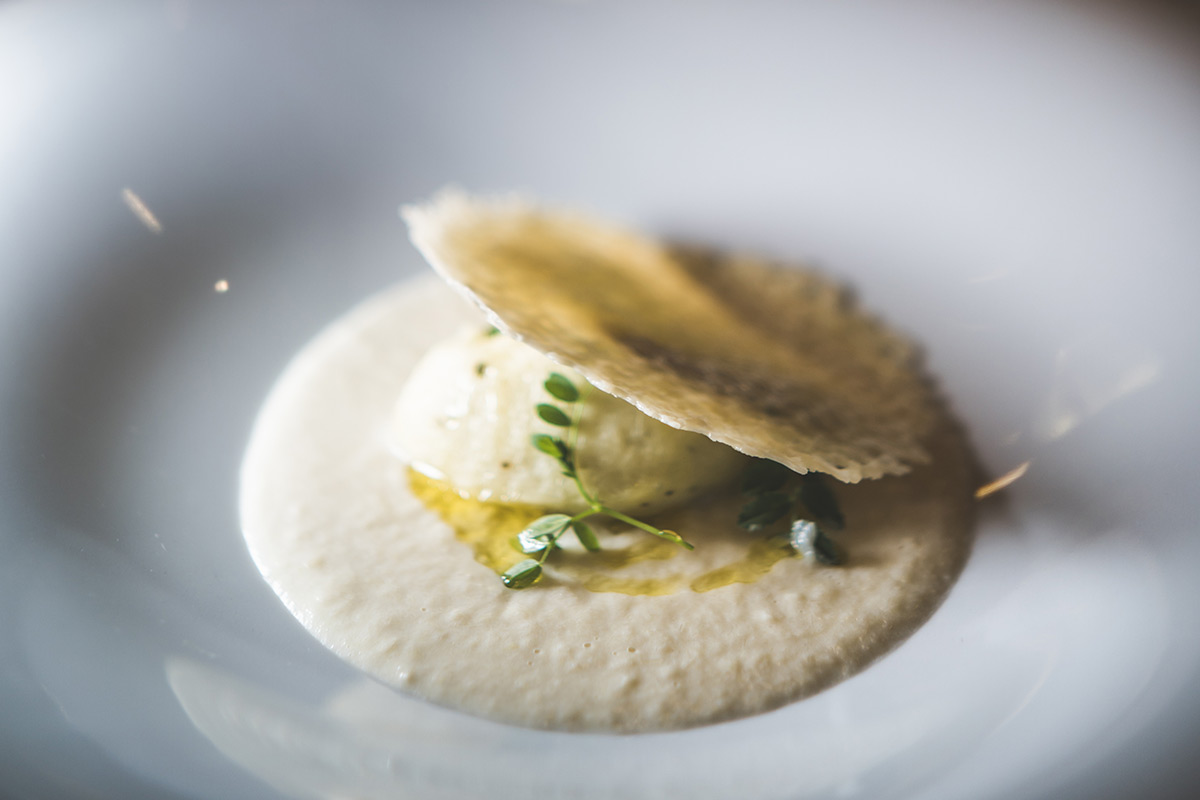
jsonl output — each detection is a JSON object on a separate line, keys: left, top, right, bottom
{"left": 405, "top": 192, "right": 937, "bottom": 482}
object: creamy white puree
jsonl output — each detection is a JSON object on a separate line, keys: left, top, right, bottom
{"left": 240, "top": 275, "right": 975, "bottom": 733}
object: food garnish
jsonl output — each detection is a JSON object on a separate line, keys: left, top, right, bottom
{"left": 501, "top": 370, "right": 852, "bottom": 588}
{"left": 501, "top": 372, "right": 691, "bottom": 589}
{"left": 739, "top": 460, "right": 845, "bottom": 565}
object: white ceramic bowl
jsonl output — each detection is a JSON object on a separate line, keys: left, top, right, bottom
{"left": 3, "top": 1, "right": 1198, "bottom": 797}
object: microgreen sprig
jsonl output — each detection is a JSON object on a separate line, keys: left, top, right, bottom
{"left": 739, "top": 459, "right": 846, "bottom": 565}
{"left": 500, "top": 372, "right": 692, "bottom": 589}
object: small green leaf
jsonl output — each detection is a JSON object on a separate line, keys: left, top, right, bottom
{"left": 522, "top": 514, "right": 572, "bottom": 540}
{"left": 501, "top": 559, "right": 543, "bottom": 589}
{"left": 798, "top": 474, "right": 845, "bottom": 532}
{"left": 741, "top": 459, "right": 791, "bottom": 495}
{"left": 788, "top": 519, "right": 843, "bottom": 565}
{"left": 737, "top": 491, "right": 792, "bottom": 531}
{"left": 811, "top": 530, "right": 843, "bottom": 565}
{"left": 788, "top": 518, "right": 817, "bottom": 554}
{"left": 536, "top": 404, "right": 572, "bottom": 427}
{"left": 531, "top": 433, "right": 563, "bottom": 457}
{"left": 572, "top": 520, "right": 601, "bottom": 551}
{"left": 484, "top": 326, "right": 501, "bottom": 337}
{"left": 516, "top": 533, "right": 549, "bottom": 554}
{"left": 516, "top": 515, "right": 571, "bottom": 554}
{"left": 543, "top": 373, "right": 580, "bottom": 403}
{"left": 515, "top": 369, "right": 704, "bottom": 575}
{"left": 533, "top": 434, "right": 575, "bottom": 478}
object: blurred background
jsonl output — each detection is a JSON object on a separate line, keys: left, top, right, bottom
{"left": 2, "top": 1, "right": 1199, "bottom": 798}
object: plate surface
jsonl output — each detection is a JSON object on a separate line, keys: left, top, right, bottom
{"left": 2, "top": 1, "right": 1199, "bottom": 798}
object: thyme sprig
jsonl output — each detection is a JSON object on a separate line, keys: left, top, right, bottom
{"left": 500, "top": 373, "right": 692, "bottom": 589}
{"left": 738, "top": 459, "right": 846, "bottom": 565}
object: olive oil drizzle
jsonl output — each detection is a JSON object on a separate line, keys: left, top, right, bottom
{"left": 409, "top": 469, "right": 797, "bottom": 596}
{"left": 689, "top": 538, "right": 792, "bottom": 594}
{"left": 409, "top": 469, "right": 541, "bottom": 574}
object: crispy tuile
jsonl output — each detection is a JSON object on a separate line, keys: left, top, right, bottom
{"left": 403, "top": 191, "right": 940, "bottom": 482}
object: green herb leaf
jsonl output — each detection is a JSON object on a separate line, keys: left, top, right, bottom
{"left": 788, "top": 518, "right": 816, "bottom": 553}
{"left": 516, "top": 534, "right": 550, "bottom": 554}
{"left": 484, "top": 326, "right": 501, "bottom": 337}
{"left": 532, "top": 434, "right": 574, "bottom": 475}
{"left": 536, "top": 403, "right": 572, "bottom": 427}
{"left": 737, "top": 491, "right": 792, "bottom": 531}
{"left": 522, "top": 514, "right": 572, "bottom": 541}
{"left": 531, "top": 433, "right": 564, "bottom": 458}
{"left": 788, "top": 519, "right": 843, "bottom": 565}
{"left": 572, "top": 520, "right": 601, "bottom": 551}
{"left": 543, "top": 373, "right": 580, "bottom": 403}
{"left": 515, "top": 371, "right": 695, "bottom": 587}
{"left": 811, "top": 530, "right": 843, "bottom": 565}
{"left": 798, "top": 474, "right": 845, "bottom": 532}
{"left": 501, "top": 559, "right": 543, "bottom": 589}
{"left": 517, "top": 514, "right": 572, "bottom": 554}
{"left": 741, "top": 459, "right": 791, "bottom": 495}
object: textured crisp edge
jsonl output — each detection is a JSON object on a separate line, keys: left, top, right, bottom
{"left": 403, "top": 190, "right": 940, "bottom": 482}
